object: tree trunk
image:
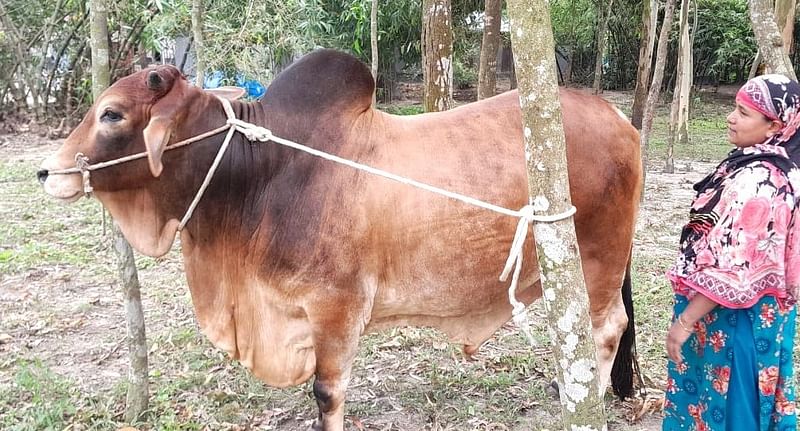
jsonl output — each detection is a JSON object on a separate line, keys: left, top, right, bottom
{"left": 775, "top": 0, "right": 796, "bottom": 55}
{"left": 422, "top": 0, "right": 453, "bottom": 112}
{"left": 748, "top": 0, "right": 797, "bottom": 80}
{"left": 640, "top": 0, "right": 677, "bottom": 193}
{"left": 191, "top": 0, "right": 206, "bottom": 87}
{"left": 90, "top": 0, "right": 149, "bottom": 422}
{"left": 665, "top": 0, "right": 692, "bottom": 174}
{"left": 477, "top": 0, "right": 502, "bottom": 100}
{"left": 631, "top": 0, "right": 657, "bottom": 129}
{"left": 749, "top": 51, "right": 763, "bottom": 79}
{"left": 592, "top": 0, "right": 615, "bottom": 94}
{"left": 371, "top": 0, "right": 379, "bottom": 106}
{"left": 508, "top": 0, "right": 608, "bottom": 428}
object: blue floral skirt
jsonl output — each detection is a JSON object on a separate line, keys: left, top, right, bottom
{"left": 662, "top": 295, "right": 796, "bottom": 431}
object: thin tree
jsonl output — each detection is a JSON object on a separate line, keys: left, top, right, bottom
{"left": 422, "top": 0, "right": 453, "bottom": 111}
{"left": 749, "top": 0, "right": 797, "bottom": 80}
{"left": 90, "top": 0, "right": 148, "bottom": 421}
{"left": 665, "top": 0, "right": 693, "bottom": 174}
{"left": 592, "top": 0, "right": 615, "bottom": 94}
{"left": 508, "top": 0, "right": 608, "bottom": 428}
{"left": 477, "top": 0, "right": 502, "bottom": 100}
{"left": 191, "top": 0, "right": 205, "bottom": 86}
{"left": 371, "top": 0, "right": 378, "bottom": 105}
{"left": 631, "top": 0, "right": 657, "bottom": 129}
{"left": 640, "top": 0, "right": 677, "bottom": 192}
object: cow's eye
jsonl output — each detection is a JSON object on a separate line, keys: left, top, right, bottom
{"left": 101, "top": 110, "right": 123, "bottom": 123}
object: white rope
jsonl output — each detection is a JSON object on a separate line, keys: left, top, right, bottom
{"left": 178, "top": 125, "right": 237, "bottom": 231}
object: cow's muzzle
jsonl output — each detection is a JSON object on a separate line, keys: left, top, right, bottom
{"left": 36, "top": 169, "right": 49, "bottom": 184}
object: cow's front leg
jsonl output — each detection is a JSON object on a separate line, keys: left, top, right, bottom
{"left": 307, "top": 296, "right": 367, "bottom": 431}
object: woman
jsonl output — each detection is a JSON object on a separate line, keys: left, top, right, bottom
{"left": 663, "top": 74, "right": 800, "bottom": 431}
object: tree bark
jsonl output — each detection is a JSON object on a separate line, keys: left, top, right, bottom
{"left": 631, "top": 0, "right": 657, "bottom": 129}
{"left": 775, "top": 0, "right": 796, "bottom": 55}
{"left": 191, "top": 0, "right": 206, "bottom": 86}
{"left": 422, "top": 0, "right": 453, "bottom": 112}
{"left": 640, "top": 0, "right": 677, "bottom": 192}
{"left": 371, "top": 0, "right": 378, "bottom": 105}
{"left": 90, "top": 0, "right": 149, "bottom": 422}
{"left": 508, "top": 0, "right": 608, "bottom": 428}
{"left": 665, "top": 0, "right": 692, "bottom": 174}
{"left": 748, "top": 0, "right": 797, "bottom": 80}
{"left": 592, "top": 0, "right": 615, "bottom": 94}
{"left": 477, "top": 0, "right": 502, "bottom": 100}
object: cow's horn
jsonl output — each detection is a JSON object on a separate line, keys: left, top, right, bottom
{"left": 147, "top": 71, "right": 163, "bottom": 90}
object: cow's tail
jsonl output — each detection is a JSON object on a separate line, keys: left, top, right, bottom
{"left": 610, "top": 253, "right": 639, "bottom": 399}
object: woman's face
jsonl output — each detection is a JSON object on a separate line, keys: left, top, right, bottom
{"left": 726, "top": 102, "right": 782, "bottom": 148}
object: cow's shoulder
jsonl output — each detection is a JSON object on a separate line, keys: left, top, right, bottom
{"left": 264, "top": 49, "right": 374, "bottom": 116}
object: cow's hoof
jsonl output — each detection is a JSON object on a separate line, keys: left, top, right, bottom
{"left": 547, "top": 378, "right": 560, "bottom": 400}
{"left": 310, "top": 419, "right": 323, "bottom": 431}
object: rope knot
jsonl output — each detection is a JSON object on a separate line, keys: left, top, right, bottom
{"left": 75, "top": 153, "right": 93, "bottom": 195}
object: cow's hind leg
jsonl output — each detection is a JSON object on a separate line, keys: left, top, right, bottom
{"left": 582, "top": 257, "right": 631, "bottom": 396}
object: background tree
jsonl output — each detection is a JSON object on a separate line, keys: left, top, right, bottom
{"left": 640, "top": 0, "right": 677, "bottom": 189}
{"left": 508, "top": 0, "right": 608, "bottom": 427}
{"left": 592, "top": 0, "right": 615, "bottom": 94}
{"left": 748, "top": 0, "right": 797, "bottom": 79}
{"left": 191, "top": 0, "right": 205, "bottom": 86}
{"left": 422, "top": 0, "right": 454, "bottom": 111}
{"left": 631, "top": 0, "right": 657, "bottom": 129}
{"left": 665, "top": 0, "right": 693, "bottom": 174}
{"left": 371, "top": 0, "right": 378, "bottom": 105}
{"left": 477, "top": 0, "right": 502, "bottom": 100}
{"left": 89, "top": 0, "right": 149, "bottom": 422}
{"left": 749, "top": 0, "right": 795, "bottom": 78}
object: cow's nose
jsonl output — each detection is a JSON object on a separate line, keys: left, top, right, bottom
{"left": 36, "top": 169, "right": 49, "bottom": 184}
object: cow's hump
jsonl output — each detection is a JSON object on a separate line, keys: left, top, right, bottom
{"left": 264, "top": 49, "right": 374, "bottom": 115}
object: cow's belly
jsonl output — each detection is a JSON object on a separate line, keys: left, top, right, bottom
{"left": 366, "top": 270, "right": 541, "bottom": 348}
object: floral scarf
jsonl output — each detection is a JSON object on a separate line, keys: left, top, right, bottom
{"left": 669, "top": 74, "right": 800, "bottom": 308}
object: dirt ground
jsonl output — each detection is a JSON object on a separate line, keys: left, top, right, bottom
{"left": 0, "top": 98, "right": 724, "bottom": 430}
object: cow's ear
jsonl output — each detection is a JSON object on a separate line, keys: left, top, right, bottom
{"left": 205, "top": 86, "right": 247, "bottom": 101}
{"left": 142, "top": 116, "right": 172, "bottom": 177}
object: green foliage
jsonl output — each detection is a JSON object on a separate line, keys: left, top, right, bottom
{"left": 380, "top": 104, "right": 424, "bottom": 115}
{"left": 693, "top": 0, "right": 756, "bottom": 84}
{"left": 148, "top": 0, "right": 335, "bottom": 83}
{"left": 454, "top": 57, "right": 477, "bottom": 89}
{"left": 325, "top": 0, "right": 422, "bottom": 79}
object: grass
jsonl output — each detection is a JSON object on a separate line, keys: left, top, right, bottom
{"left": 0, "top": 160, "right": 111, "bottom": 275}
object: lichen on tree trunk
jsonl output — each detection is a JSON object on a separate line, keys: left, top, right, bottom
{"left": 631, "top": 0, "right": 657, "bottom": 130}
{"left": 191, "top": 0, "right": 205, "bottom": 86}
{"left": 507, "top": 0, "right": 608, "bottom": 428}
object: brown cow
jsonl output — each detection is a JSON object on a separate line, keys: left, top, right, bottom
{"left": 39, "top": 49, "right": 641, "bottom": 430}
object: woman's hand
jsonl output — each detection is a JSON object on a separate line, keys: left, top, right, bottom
{"left": 665, "top": 294, "right": 718, "bottom": 364}
{"left": 666, "top": 318, "right": 693, "bottom": 364}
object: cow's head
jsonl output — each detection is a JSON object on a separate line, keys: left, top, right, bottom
{"left": 39, "top": 65, "right": 191, "bottom": 202}
{"left": 39, "top": 65, "right": 244, "bottom": 255}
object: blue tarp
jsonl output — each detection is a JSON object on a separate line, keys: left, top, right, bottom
{"left": 203, "top": 70, "right": 265, "bottom": 99}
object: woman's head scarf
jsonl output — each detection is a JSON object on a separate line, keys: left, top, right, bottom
{"left": 735, "top": 74, "right": 800, "bottom": 163}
